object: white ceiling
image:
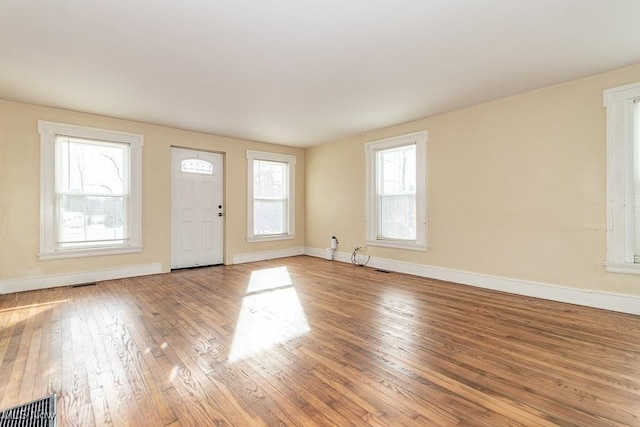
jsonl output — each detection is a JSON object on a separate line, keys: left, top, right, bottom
{"left": 2, "top": 1, "right": 640, "bottom": 147}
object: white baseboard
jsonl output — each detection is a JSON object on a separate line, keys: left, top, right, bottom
{"left": 304, "top": 247, "right": 640, "bottom": 316}
{"left": 302, "top": 247, "right": 352, "bottom": 262}
{"left": 233, "top": 246, "right": 305, "bottom": 265}
{"left": 0, "top": 263, "right": 163, "bottom": 294}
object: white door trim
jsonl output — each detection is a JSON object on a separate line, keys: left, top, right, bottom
{"left": 171, "top": 147, "right": 224, "bottom": 269}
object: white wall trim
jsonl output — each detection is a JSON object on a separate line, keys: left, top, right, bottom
{"left": 604, "top": 262, "right": 640, "bottom": 275}
{"left": 6, "top": 250, "right": 638, "bottom": 316}
{"left": 0, "top": 263, "right": 163, "bottom": 294}
{"left": 305, "top": 247, "right": 640, "bottom": 316}
{"left": 233, "top": 246, "right": 305, "bottom": 265}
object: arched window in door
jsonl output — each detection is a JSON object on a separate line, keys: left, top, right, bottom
{"left": 181, "top": 158, "right": 213, "bottom": 175}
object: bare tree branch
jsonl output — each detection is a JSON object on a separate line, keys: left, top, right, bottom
{"left": 100, "top": 152, "right": 122, "bottom": 182}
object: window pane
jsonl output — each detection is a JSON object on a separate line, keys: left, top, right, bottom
{"left": 253, "top": 159, "right": 287, "bottom": 236}
{"left": 254, "top": 199, "right": 285, "bottom": 235}
{"left": 58, "top": 136, "right": 126, "bottom": 194}
{"left": 254, "top": 160, "right": 285, "bottom": 198}
{"left": 55, "top": 136, "right": 130, "bottom": 250}
{"left": 377, "top": 144, "right": 417, "bottom": 241}
{"left": 379, "top": 145, "right": 416, "bottom": 195}
{"left": 181, "top": 158, "right": 213, "bottom": 175}
{"left": 380, "top": 194, "right": 416, "bottom": 240}
{"left": 58, "top": 194, "right": 127, "bottom": 248}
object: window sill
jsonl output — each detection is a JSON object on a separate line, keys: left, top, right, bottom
{"left": 605, "top": 262, "right": 640, "bottom": 275}
{"left": 247, "top": 234, "right": 295, "bottom": 243}
{"left": 366, "top": 239, "right": 427, "bottom": 252}
{"left": 38, "top": 246, "right": 143, "bottom": 260}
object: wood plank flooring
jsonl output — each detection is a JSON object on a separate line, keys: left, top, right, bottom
{"left": 1, "top": 255, "right": 640, "bottom": 426}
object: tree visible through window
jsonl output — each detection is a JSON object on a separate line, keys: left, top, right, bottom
{"left": 57, "top": 136, "right": 128, "bottom": 249}
{"left": 365, "top": 131, "right": 427, "bottom": 251}
{"left": 378, "top": 144, "right": 417, "bottom": 240}
{"left": 246, "top": 150, "right": 296, "bottom": 241}
{"left": 39, "top": 121, "right": 143, "bottom": 259}
{"left": 253, "top": 159, "right": 287, "bottom": 235}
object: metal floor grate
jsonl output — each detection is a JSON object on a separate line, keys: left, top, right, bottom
{"left": 0, "top": 395, "right": 56, "bottom": 427}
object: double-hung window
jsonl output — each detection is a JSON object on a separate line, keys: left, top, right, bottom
{"left": 365, "top": 131, "right": 427, "bottom": 250}
{"left": 246, "top": 150, "right": 296, "bottom": 242}
{"left": 604, "top": 82, "right": 640, "bottom": 274}
{"left": 38, "top": 121, "right": 143, "bottom": 259}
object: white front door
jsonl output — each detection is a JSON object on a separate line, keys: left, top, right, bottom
{"left": 171, "top": 147, "right": 224, "bottom": 269}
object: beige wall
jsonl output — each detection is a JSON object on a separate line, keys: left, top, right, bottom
{"left": 0, "top": 101, "right": 305, "bottom": 285}
{"left": 3, "top": 63, "right": 640, "bottom": 297}
{"left": 306, "top": 64, "right": 640, "bottom": 296}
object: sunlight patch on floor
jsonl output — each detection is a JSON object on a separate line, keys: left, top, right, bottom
{"left": 0, "top": 299, "right": 70, "bottom": 313}
{"left": 0, "top": 298, "right": 70, "bottom": 329}
{"left": 245, "top": 266, "right": 293, "bottom": 293}
{"left": 229, "top": 267, "right": 310, "bottom": 362}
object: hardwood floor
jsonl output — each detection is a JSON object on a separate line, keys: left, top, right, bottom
{"left": 1, "top": 255, "right": 640, "bottom": 426}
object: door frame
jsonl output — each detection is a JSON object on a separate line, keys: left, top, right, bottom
{"left": 170, "top": 146, "right": 226, "bottom": 269}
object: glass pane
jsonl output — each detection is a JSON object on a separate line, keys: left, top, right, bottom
{"left": 58, "top": 194, "right": 128, "bottom": 248}
{"left": 57, "top": 136, "right": 127, "bottom": 194}
{"left": 378, "top": 145, "right": 416, "bottom": 195}
{"left": 380, "top": 194, "right": 416, "bottom": 240}
{"left": 181, "top": 159, "right": 213, "bottom": 175}
{"left": 254, "top": 199, "right": 285, "bottom": 235}
{"left": 254, "top": 160, "right": 286, "bottom": 198}
{"left": 376, "top": 144, "right": 417, "bottom": 241}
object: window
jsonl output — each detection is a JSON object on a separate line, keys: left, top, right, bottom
{"left": 604, "top": 82, "right": 640, "bottom": 274}
{"left": 365, "top": 131, "right": 427, "bottom": 250}
{"left": 38, "top": 121, "right": 143, "bottom": 259}
{"left": 247, "top": 150, "right": 295, "bottom": 242}
{"left": 181, "top": 158, "right": 213, "bottom": 175}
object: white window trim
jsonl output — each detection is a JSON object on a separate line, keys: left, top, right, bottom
{"left": 38, "top": 120, "right": 143, "bottom": 260}
{"left": 603, "top": 82, "right": 640, "bottom": 274}
{"left": 365, "top": 131, "right": 427, "bottom": 251}
{"left": 246, "top": 150, "right": 296, "bottom": 242}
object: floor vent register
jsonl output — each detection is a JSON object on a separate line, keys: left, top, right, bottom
{"left": 0, "top": 395, "right": 56, "bottom": 427}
